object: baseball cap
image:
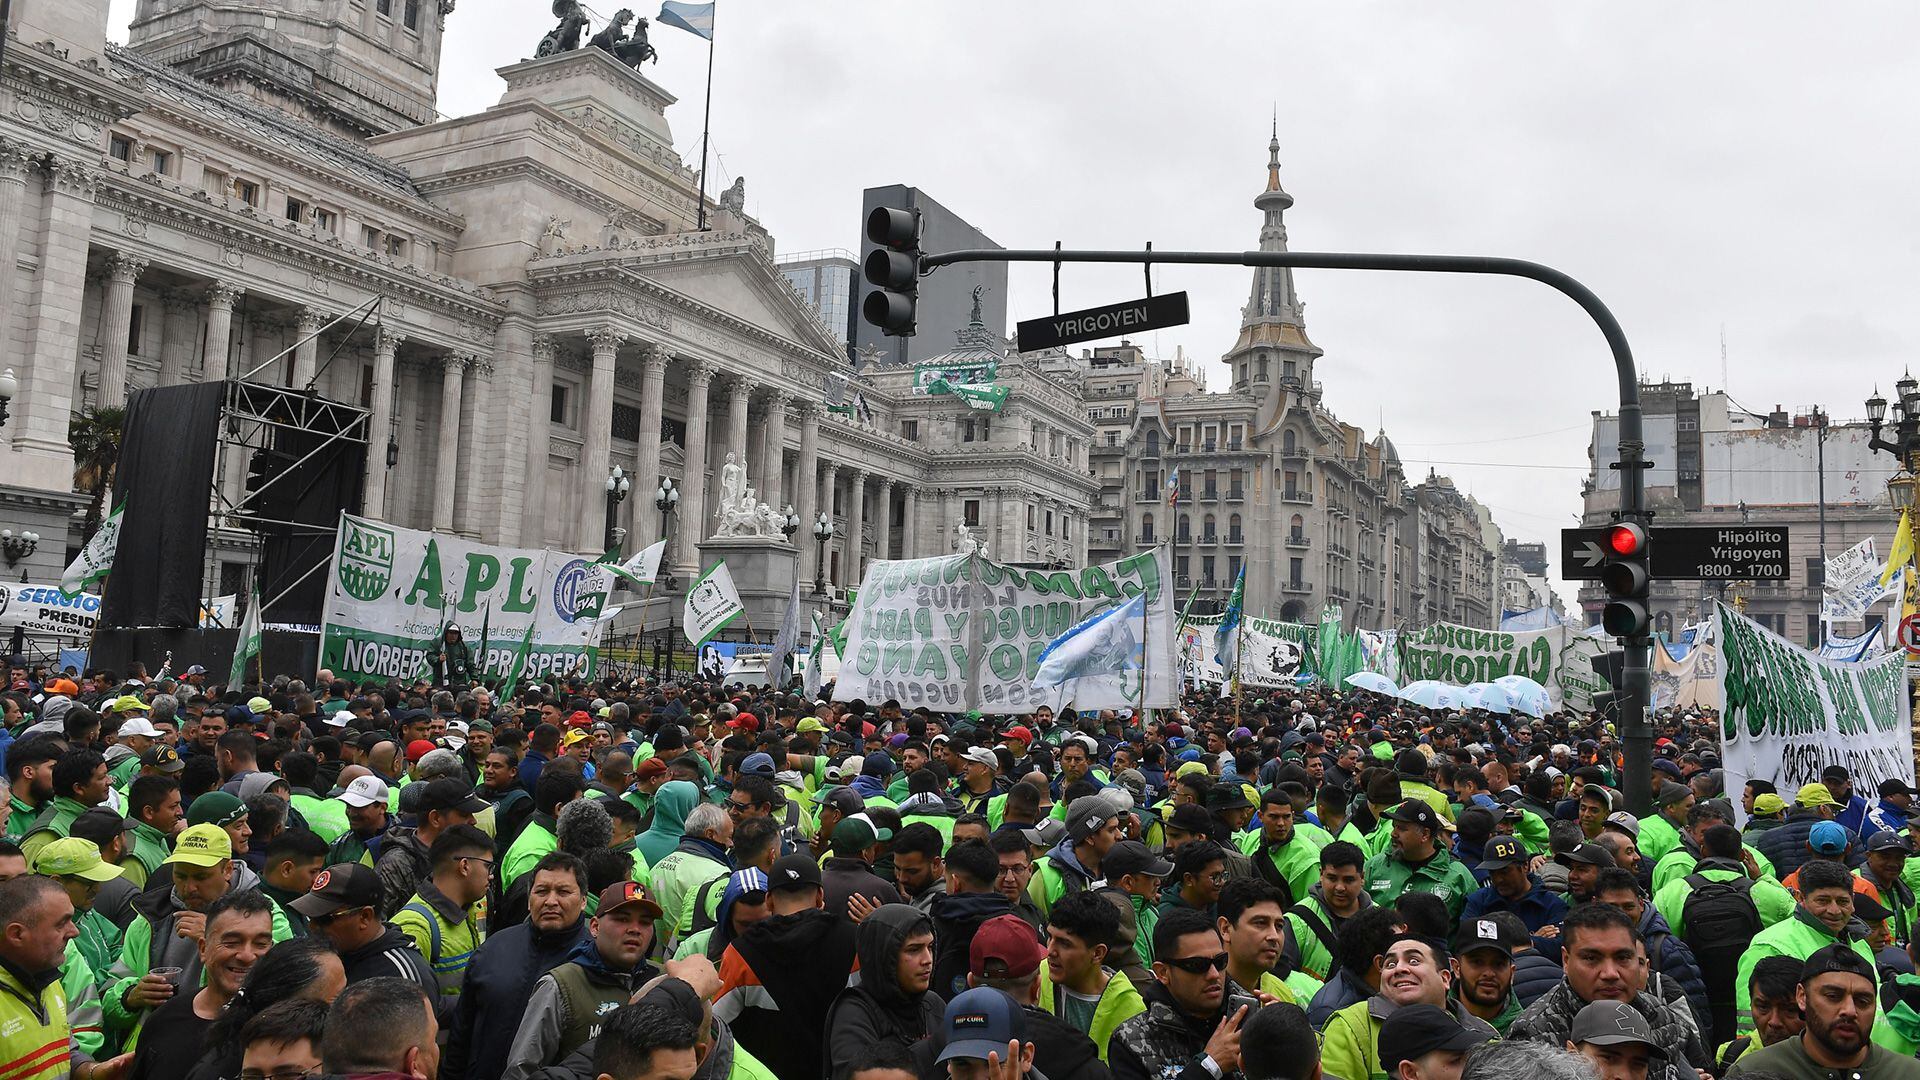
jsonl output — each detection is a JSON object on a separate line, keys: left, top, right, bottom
{"left": 140, "top": 745, "right": 184, "bottom": 774}
{"left": 1002, "top": 726, "right": 1033, "bottom": 745}
{"left": 562, "top": 728, "right": 591, "bottom": 748}
{"left": 338, "top": 775, "right": 390, "bottom": 809}
{"left": 831, "top": 813, "right": 892, "bottom": 852}
{"left": 246, "top": 696, "right": 272, "bottom": 715}
{"left": 289, "top": 863, "right": 382, "bottom": 917}
{"left": 1102, "top": 840, "right": 1173, "bottom": 880}
{"left": 796, "top": 718, "right": 828, "bottom": 734}
{"left": 1651, "top": 758, "right": 1683, "bottom": 778}
{"left": 1882, "top": 778, "right": 1919, "bottom": 799}
{"left": 1166, "top": 804, "right": 1213, "bottom": 835}
{"left": 406, "top": 739, "right": 438, "bottom": 763}
{"left": 1868, "top": 831, "right": 1914, "bottom": 854}
{"left": 960, "top": 747, "right": 998, "bottom": 771}
{"left": 1563, "top": 844, "right": 1616, "bottom": 868}
{"left": 187, "top": 791, "right": 248, "bottom": 828}
{"left": 1019, "top": 820, "right": 1067, "bottom": 848}
{"left": 1386, "top": 800, "right": 1442, "bottom": 832}
{"left": 163, "top": 824, "right": 233, "bottom": 867}
{"left": 1378, "top": 1004, "right": 1493, "bottom": 1074}
{"left": 970, "top": 914, "right": 1045, "bottom": 981}
{"left": 115, "top": 716, "right": 160, "bottom": 737}
{"left": 324, "top": 710, "right": 354, "bottom": 728}
{"left": 1797, "top": 783, "right": 1838, "bottom": 808}
{"left": 739, "top": 752, "right": 776, "bottom": 777}
{"left": 936, "top": 987, "right": 1029, "bottom": 1065}
{"left": 1204, "top": 783, "right": 1253, "bottom": 811}
{"left": 1854, "top": 891, "right": 1894, "bottom": 925}
{"left": 595, "top": 880, "right": 665, "bottom": 920}
{"left": 1478, "top": 835, "right": 1527, "bottom": 871}
{"left": 1569, "top": 1000, "right": 1664, "bottom": 1055}
{"left": 34, "top": 838, "right": 123, "bottom": 882}
{"left": 1064, "top": 795, "right": 1119, "bottom": 842}
{"left": 1455, "top": 915, "right": 1514, "bottom": 958}
{"left": 1802, "top": 942, "right": 1878, "bottom": 984}
{"left": 1809, "top": 821, "right": 1849, "bottom": 855}
{"left": 415, "top": 778, "right": 488, "bottom": 816}
{"left": 1752, "top": 793, "right": 1787, "bottom": 816}
{"left": 634, "top": 758, "right": 667, "bottom": 781}
{"left": 768, "top": 852, "right": 822, "bottom": 893}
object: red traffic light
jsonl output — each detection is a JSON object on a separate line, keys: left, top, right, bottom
{"left": 1608, "top": 523, "right": 1647, "bottom": 557}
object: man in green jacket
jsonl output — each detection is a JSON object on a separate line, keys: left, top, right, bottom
{"left": 1734, "top": 858, "right": 1878, "bottom": 1037}
{"left": 1034, "top": 891, "right": 1146, "bottom": 1062}
{"left": 1287, "top": 841, "right": 1374, "bottom": 983}
{"left": 19, "top": 749, "right": 113, "bottom": 865}
{"left": 1652, "top": 824, "right": 1794, "bottom": 938}
{"left": 1636, "top": 781, "right": 1694, "bottom": 865}
{"left": 1239, "top": 788, "right": 1324, "bottom": 905}
{"left": 119, "top": 775, "right": 182, "bottom": 888}
{"left": 1364, "top": 801, "right": 1480, "bottom": 921}
{"left": 1651, "top": 801, "right": 1776, "bottom": 894}
{"left": 1029, "top": 795, "right": 1124, "bottom": 920}
{"left": 33, "top": 838, "right": 124, "bottom": 993}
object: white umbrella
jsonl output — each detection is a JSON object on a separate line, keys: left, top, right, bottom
{"left": 1461, "top": 682, "right": 1513, "bottom": 714}
{"left": 1398, "top": 680, "right": 1463, "bottom": 711}
{"left": 1492, "top": 675, "right": 1552, "bottom": 718}
{"left": 1345, "top": 672, "right": 1400, "bottom": 696}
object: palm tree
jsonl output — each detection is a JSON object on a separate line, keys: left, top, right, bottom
{"left": 70, "top": 406, "right": 125, "bottom": 543}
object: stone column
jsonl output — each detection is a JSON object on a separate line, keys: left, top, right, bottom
{"left": 794, "top": 403, "right": 821, "bottom": 579}
{"left": 157, "top": 291, "right": 197, "bottom": 386}
{"left": 629, "top": 343, "right": 669, "bottom": 545}
{"left": 760, "top": 392, "right": 789, "bottom": 513}
{"left": 579, "top": 326, "right": 622, "bottom": 551}
{"left": 0, "top": 140, "right": 34, "bottom": 293}
{"left": 432, "top": 355, "right": 469, "bottom": 532}
{"left": 902, "top": 485, "right": 919, "bottom": 559}
{"left": 844, "top": 469, "right": 866, "bottom": 586}
{"left": 722, "top": 376, "right": 753, "bottom": 505}
{"left": 523, "top": 335, "right": 558, "bottom": 544}
{"left": 939, "top": 489, "right": 954, "bottom": 555}
{"left": 362, "top": 327, "right": 403, "bottom": 516}
{"left": 10, "top": 161, "right": 93, "bottom": 481}
{"left": 291, "top": 307, "right": 326, "bottom": 389}
{"left": 201, "top": 282, "right": 245, "bottom": 378}
{"left": 873, "top": 477, "right": 894, "bottom": 561}
{"left": 676, "top": 359, "right": 716, "bottom": 577}
{"left": 818, "top": 462, "right": 840, "bottom": 586}
{"left": 992, "top": 487, "right": 1007, "bottom": 556}
{"left": 96, "top": 252, "right": 148, "bottom": 409}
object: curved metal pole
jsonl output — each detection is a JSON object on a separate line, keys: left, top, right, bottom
{"left": 921, "top": 246, "right": 1653, "bottom": 812}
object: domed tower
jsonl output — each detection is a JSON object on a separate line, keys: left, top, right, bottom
{"left": 1226, "top": 124, "right": 1323, "bottom": 435}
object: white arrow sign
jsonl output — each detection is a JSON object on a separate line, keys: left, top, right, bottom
{"left": 1577, "top": 541, "right": 1607, "bottom": 568}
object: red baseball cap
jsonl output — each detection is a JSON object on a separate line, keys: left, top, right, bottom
{"left": 568, "top": 710, "right": 593, "bottom": 729}
{"left": 970, "top": 914, "right": 1045, "bottom": 979}
{"left": 728, "top": 713, "right": 761, "bottom": 733}
{"left": 405, "top": 739, "right": 437, "bottom": 763}
{"left": 1003, "top": 726, "right": 1033, "bottom": 745}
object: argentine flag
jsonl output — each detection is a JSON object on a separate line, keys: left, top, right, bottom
{"left": 658, "top": 1, "right": 716, "bottom": 39}
{"left": 1214, "top": 564, "right": 1246, "bottom": 681}
{"left": 1034, "top": 594, "right": 1147, "bottom": 688}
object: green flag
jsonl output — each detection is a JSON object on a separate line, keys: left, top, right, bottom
{"left": 229, "top": 579, "right": 263, "bottom": 688}
{"left": 497, "top": 623, "right": 537, "bottom": 701}
{"left": 61, "top": 500, "right": 124, "bottom": 596}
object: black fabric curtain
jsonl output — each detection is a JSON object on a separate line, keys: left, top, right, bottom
{"left": 100, "top": 381, "right": 225, "bottom": 629}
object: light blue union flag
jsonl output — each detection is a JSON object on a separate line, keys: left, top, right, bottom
{"left": 1034, "top": 594, "right": 1146, "bottom": 688}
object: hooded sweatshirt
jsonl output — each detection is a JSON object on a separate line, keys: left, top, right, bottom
{"left": 823, "top": 905, "right": 943, "bottom": 1080}
{"left": 104, "top": 864, "right": 292, "bottom": 1032}
{"left": 636, "top": 781, "right": 697, "bottom": 867}
{"left": 715, "top": 908, "right": 859, "bottom": 1080}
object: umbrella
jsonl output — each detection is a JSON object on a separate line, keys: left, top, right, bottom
{"left": 1460, "top": 682, "right": 1513, "bottom": 715}
{"left": 1397, "top": 680, "right": 1463, "bottom": 711}
{"left": 1492, "top": 675, "right": 1552, "bottom": 719}
{"left": 1345, "top": 672, "right": 1400, "bottom": 697}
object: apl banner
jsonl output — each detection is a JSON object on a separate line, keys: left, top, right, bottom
{"left": 319, "top": 514, "right": 611, "bottom": 682}
{"left": 1715, "top": 601, "right": 1913, "bottom": 811}
{"left": 0, "top": 583, "right": 100, "bottom": 639}
{"left": 1396, "top": 622, "right": 1608, "bottom": 714}
{"left": 834, "top": 549, "right": 1176, "bottom": 714}
{"left": 1181, "top": 612, "right": 1312, "bottom": 689}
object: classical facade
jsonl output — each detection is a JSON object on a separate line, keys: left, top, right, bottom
{"left": 1070, "top": 132, "right": 1504, "bottom": 630}
{"left": 0, "top": 0, "right": 1096, "bottom": 633}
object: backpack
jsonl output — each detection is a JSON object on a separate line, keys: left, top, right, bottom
{"left": 1682, "top": 873, "right": 1761, "bottom": 1048}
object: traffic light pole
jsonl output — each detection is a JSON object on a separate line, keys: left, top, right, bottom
{"left": 919, "top": 245, "right": 1654, "bottom": 813}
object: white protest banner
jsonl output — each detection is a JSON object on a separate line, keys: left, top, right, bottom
{"left": 1820, "top": 625, "right": 1884, "bottom": 663}
{"left": 200, "top": 595, "right": 237, "bottom": 629}
{"left": 1653, "top": 642, "right": 1721, "bottom": 711}
{"left": 1182, "top": 611, "right": 1311, "bottom": 689}
{"left": 1395, "top": 622, "right": 1608, "bottom": 713}
{"left": 1715, "top": 601, "right": 1913, "bottom": 809}
{"left": 320, "top": 513, "right": 610, "bottom": 682}
{"left": 0, "top": 583, "right": 99, "bottom": 638}
{"left": 1828, "top": 538, "right": 1879, "bottom": 589}
{"left": 834, "top": 548, "right": 1176, "bottom": 714}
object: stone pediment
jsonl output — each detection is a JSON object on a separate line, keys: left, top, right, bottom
{"left": 632, "top": 245, "right": 844, "bottom": 359}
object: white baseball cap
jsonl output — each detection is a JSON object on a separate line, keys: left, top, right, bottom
{"left": 325, "top": 710, "right": 354, "bottom": 728}
{"left": 338, "top": 776, "right": 390, "bottom": 808}
{"left": 116, "top": 718, "right": 161, "bottom": 738}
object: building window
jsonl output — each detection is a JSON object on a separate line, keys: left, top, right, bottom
{"left": 1177, "top": 514, "right": 1190, "bottom": 542}
{"left": 549, "top": 383, "right": 570, "bottom": 426}
{"left": 963, "top": 499, "right": 980, "bottom": 526}
{"left": 203, "top": 169, "right": 227, "bottom": 197}
{"left": 1176, "top": 556, "right": 1189, "bottom": 580}
{"left": 234, "top": 179, "right": 259, "bottom": 207}
{"left": 314, "top": 208, "right": 337, "bottom": 234}
{"left": 286, "top": 197, "right": 307, "bottom": 223}
{"left": 1256, "top": 356, "right": 1268, "bottom": 380}
{"left": 610, "top": 401, "right": 642, "bottom": 442}
{"left": 1027, "top": 505, "right": 1036, "bottom": 530}
{"left": 109, "top": 135, "right": 133, "bottom": 162}
{"left": 1202, "top": 556, "right": 1215, "bottom": 583}
{"left": 1141, "top": 513, "right": 1155, "bottom": 544}
{"left": 1289, "top": 557, "right": 1304, "bottom": 586}
{"left": 900, "top": 419, "right": 918, "bottom": 441}
{"left": 1284, "top": 359, "right": 1297, "bottom": 378}
{"left": 376, "top": 0, "right": 392, "bottom": 14}
{"left": 1804, "top": 557, "right": 1824, "bottom": 588}
{"left": 386, "top": 235, "right": 407, "bottom": 258}
{"left": 127, "top": 304, "right": 143, "bottom": 356}
{"left": 1107, "top": 432, "right": 1118, "bottom": 446}
{"left": 404, "top": 0, "right": 420, "bottom": 29}
{"left": 362, "top": 225, "right": 381, "bottom": 249}
{"left": 150, "top": 149, "right": 172, "bottom": 177}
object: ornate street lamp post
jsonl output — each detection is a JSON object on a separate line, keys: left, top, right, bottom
{"left": 812, "top": 512, "right": 834, "bottom": 596}
{"left": 603, "top": 466, "right": 630, "bottom": 553}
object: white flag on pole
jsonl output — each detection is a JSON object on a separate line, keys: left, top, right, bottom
{"left": 229, "top": 580, "right": 263, "bottom": 687}
{"left": 61, "top": 502, "right": 124, "bottom": 596}
{"left": 608, "top": 539, "right": 667, "bottom": 588}
{"left": 682, "top": 562, "right": 743, "bottom": 647}
{"left": 764, "top": 579, "right": 802, "bottom": 687}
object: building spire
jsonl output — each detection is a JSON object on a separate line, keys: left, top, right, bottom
{"left": 1244, "top": 126, "right": 1301, "bottom": 329}
{"left": 1267, "top": 108, "right": 1283, "bottom": 193}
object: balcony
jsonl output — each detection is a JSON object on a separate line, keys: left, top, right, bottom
{"left": 1225, "top": 532, "right": 1244, "bottom": 546}
{"left": 1134, "top": 490, "right": 1160, "bottom": 504}
{"left": 1282, "top": 579, "right": 1312, "bottom": 595}
{"left": 1329, "top": 586, "right": 1352, "bottom": 602}
{"left": 1176, "top": 531, "right": 1192, "bottom": 545}
{"left": 1200, "top": 532, "right": 1218, "bottom": 545}
{"left": 1137, "top": 533, "right": 1156, "bottom": 545}
{"left": 1330, "top": 542, "right": 1352, "bottom": 560}
{"left": 1202, "top": 441, "right": 1216, "bottom": 452}
{"left": 1202, "top": 488, "right": 1219, "bottom": 501}
{"left": 1226, "top": 488, "right": 1245, "bottom": 502}
{"left": 1282, "top": 490, "right": 1312, "bottom": 505}
{"left": 1176, "top": 575, "right": 1193, "bottom": 590}
{"left": 1201, "top": 578, "right": 1218, "bottom": 591}
{"left": 1226, "top": 441, "right": 1243, "bottom": 451}
{"left": 1285, "top": 534, "right": 1310, "bottom": 549}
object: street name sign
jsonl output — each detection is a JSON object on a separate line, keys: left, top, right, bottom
{"left": 1016, "top": 292, "right": 1190, "bottom": 351}
{"left": 1561, "top": 525, "right": 1791, "bottom": 581}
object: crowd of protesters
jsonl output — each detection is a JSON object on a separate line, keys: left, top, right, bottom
{"left": 2, "top": 652, "right": 1920, "bottom": 1080}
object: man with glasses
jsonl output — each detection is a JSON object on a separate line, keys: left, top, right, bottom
{"left": 291, "top": 862, "right": 437, "bottom": 1000}
{"left": 1108, "top": 907, "right": 1252, "bottom": 1080}
{"left": 393, "top": 825, "right": 493, "bottom": 1012}
{"left": 989, "top": 830, "right": 1045, "bottom": 930}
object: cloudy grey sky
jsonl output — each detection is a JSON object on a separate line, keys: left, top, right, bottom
{"left": 111, "top": 2, "right": 1920, "bottom": 606}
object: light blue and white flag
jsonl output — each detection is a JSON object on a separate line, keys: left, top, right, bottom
{"left": 658, "top": 1, "right": 716, "bottom": 39}
{"left": 1214, "top": 564, "right": 1246, "bottom": 682}
{"left": 1034, "top": 594, "right": 1146, "bottom": 688}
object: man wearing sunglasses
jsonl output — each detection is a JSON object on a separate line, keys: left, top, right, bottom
{"left": 1320, "top": 934, "right": 1495, "bottom": 1080}
{"left": 1109, "top": 907, "right": 1251, "bottom": 1080}
{"left": 292, "top": 862, "right": 438, "bottom": 1001}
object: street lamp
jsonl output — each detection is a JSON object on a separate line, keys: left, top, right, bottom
{"left": 652, "top": 476, "right": 679, "bottom": 679}
{"left": 812, "top": 511, "right": 834, "bottom": 595}
{"left": 604, "top": 466, "right": 630, "bottom": 553}
{"left": 0, "top": 530, "right": 38, "bottom": 569}
{"left": 781, "top": 505, "right": 800, "bottom": 542}
{"left": 0, "top": 369, "right": 16, "bottom": 429}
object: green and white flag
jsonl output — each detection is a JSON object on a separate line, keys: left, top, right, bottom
{"left": 61, "top": 501, "right": 124, "bottom": 596}
{"left": 497, "top": 623, "right": 537, "bottom": 701}
{"left": 802, "top": 612, "right": 826, "bottom": 699}
{"left": 229, "top": 581, "right": 263, "bottom": 688}
{"left": 606, "top": 539, "right": 667, "bottom": 588}
{"left": 764, "top": 579, "right": 803, "bottom": 688}
{"left": 682, "top": 562, "right": 743, "bottom": 647}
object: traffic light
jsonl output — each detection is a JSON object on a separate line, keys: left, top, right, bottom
{"left": 1589, "top": 648, "right": 1626, "bottom": 722}
{"left": 1600, "top": 521, "right": 1652, "bottom": 638}
{"left": 862, "top": 206, "right": 922, "bottom": 336}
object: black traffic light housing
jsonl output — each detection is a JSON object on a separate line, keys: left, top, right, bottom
{"left": 862, "top": 206, "right": 922, "bottom": 336}
{"left": 1599, "top": 521, "right": 1651, "bottom": 638}
{"left": 1589, "top": 648, "right": 1626, "bottom": 722}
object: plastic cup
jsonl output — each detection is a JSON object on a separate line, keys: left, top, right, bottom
{"left": 149, "top": 966, "right": 183, "bottom": 987}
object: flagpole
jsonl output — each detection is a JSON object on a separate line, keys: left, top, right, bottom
{"left": 694, "top": 7, "right": 717, "bottom": 231}
{"left": 1234, "top": 589, "right": 1245, "bottom": 729}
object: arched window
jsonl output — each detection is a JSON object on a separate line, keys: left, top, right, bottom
{"left": 1282, "top": 429, "right": 1297, "bottom": 454}
{"left": 1202, "top": 514, "right": 1217, "bottom": 542}
{"left": 1256, "top": 355, "right": 1269, "bottom": 380}
{"left": 1141, "top": 513, "right": 1155, "bottom": 544}
{"left": 1178, "top": 514, "right": 1191, "bottom": 541}
{"left": 1145, "top": 429, "right": 1160, "bottom": 455}
{"left": 1230, "top": 514, "right": 1243, "bottom": 542}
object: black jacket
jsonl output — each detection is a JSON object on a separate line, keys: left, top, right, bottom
{"left": 825, "top": 905, "right": 944, "bottom": 1080}
{"left": 929, "top": 890, "right": 1019, "bottom": 1001}
{"left": 339, "top": 923, "right": 438, "bottom": 1001}
{"left": 1753, "top": 809, "right": 1865, "bottom": 879}
{"left": 442, "top": 916, "right": 590, "bottom": 1080}
{"left": 823, "top": 856, "right": 902, "bottom": 919}
{"left": 717, "top": 908, "right": 859, "bottom": 1080}
{"left": 1109, "top": 983, "right": 1239, "bottom": 1080}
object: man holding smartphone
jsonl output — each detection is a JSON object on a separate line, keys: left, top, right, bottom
{"left": 1108, "top": 908, "right": 1253, "bottom": 1080}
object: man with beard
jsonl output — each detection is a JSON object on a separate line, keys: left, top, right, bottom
{"left": 1726, "top": 944, "right": 1920, "bottom": 1079}
{"left": 3, "top": 737, "right": 61, "bottom": 841}
{"left": 1240, "top": 790, "right": 1321, "bottom": 906}
{"left": 1452, "top": 915, "right": 1522, "bottom": 1034}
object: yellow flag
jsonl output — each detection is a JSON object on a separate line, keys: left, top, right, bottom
{"left": 1903, "top": 566, "right": 1918, "bottom": 625}
{"left": 1882, "top": 510, "right": 1915, "bottom": 588}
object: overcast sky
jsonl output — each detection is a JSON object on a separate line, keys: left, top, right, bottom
{"left": 110, "top": 1, "right": 1920, "bottom": 610}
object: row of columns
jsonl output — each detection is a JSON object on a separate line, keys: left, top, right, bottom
{"left": 86, "top": 250, "right": 250, "bottom": 409}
